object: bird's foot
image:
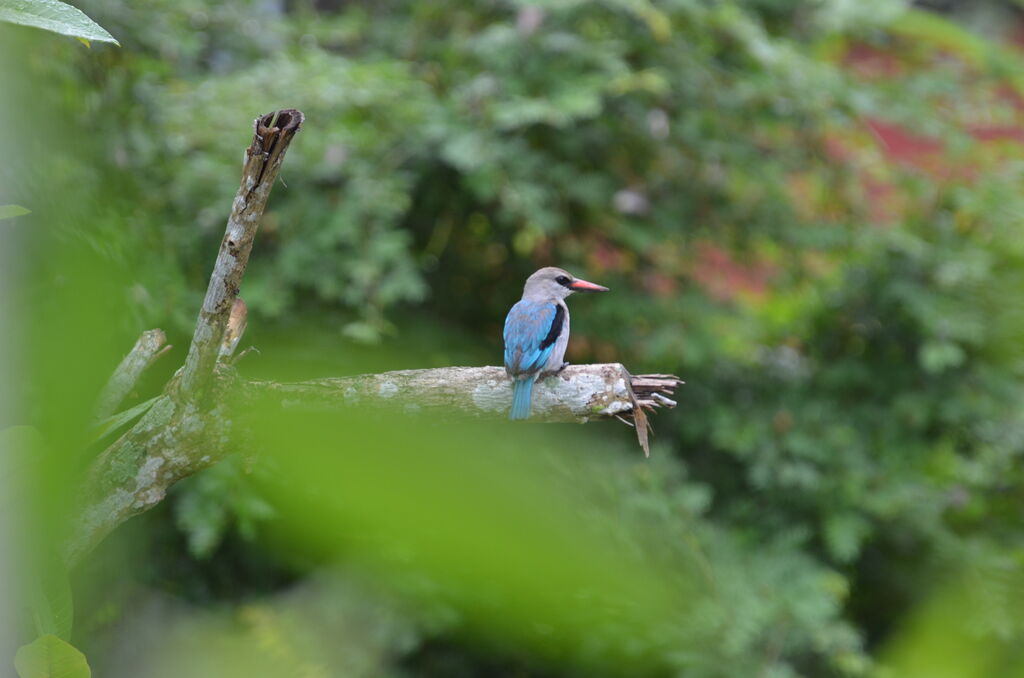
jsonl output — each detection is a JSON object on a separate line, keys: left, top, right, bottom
{"left": 555, "top": 362, "right": 571, "bottom": 379}
{"left": 540, "top": 363, "right": 572, "bottom": 380}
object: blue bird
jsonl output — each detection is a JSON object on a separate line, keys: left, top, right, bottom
{"left": 503, "top": 267, "right": 609, "bottom": 420}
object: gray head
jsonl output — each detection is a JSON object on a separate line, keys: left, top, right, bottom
{"left": 522, "top": 266, "right": 609, "bottom": 301}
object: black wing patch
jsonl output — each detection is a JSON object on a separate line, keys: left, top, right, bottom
{"left": 539, "top": 304, "right": 565, "bottom": 351}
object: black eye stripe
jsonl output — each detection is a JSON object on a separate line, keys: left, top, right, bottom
{"left": 556, "top": 275, "right": 571, "bottom": 287}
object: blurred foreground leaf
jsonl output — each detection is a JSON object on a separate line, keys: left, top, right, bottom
{"left": 0, "top": 425, "right": 44, "bottom": 487}
{"left": 881, "top": 564, "right": 1024, "bottom": 678}
{"left": 0, "top": 0, "right": 117, "bottom": 45}
{"left": 14, "top": 635, "right": 91, "bottom": 678}
{"left": 30, "top": 558, "right": 74, "bottom": 641}
{"left": 247, "top": 403, "right": 704, "bottom": 675}
{"left": 1, "top": 427, "right": 74, "bottom": 640}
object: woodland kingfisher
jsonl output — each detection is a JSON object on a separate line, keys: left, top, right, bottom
{"left": 503, "top": 267, "right": 609, "bottom": 420}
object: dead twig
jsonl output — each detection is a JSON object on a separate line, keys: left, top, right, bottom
{"left": 93, "top": 329, "right": 170, "bottom": 420}
{"left": 178, "top": 110, "right": 303, "bottom": 400}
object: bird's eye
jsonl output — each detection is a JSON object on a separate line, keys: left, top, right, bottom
{"left": 556, "top": 275, "right": 571, "bottom": 286}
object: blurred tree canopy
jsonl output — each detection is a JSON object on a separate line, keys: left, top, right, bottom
{"left": 4, "top": 0, "right": 1024, "bottom": 676}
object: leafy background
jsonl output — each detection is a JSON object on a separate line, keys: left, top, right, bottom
{"left": 3, "top": 0, "right": 1024, "bottom": 676}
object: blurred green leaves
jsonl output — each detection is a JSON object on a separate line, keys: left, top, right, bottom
{"left": 14, "top": 635, "right": 90, "bottom": 678}
{"left": 1, "top": 427, "right": 74, "bottom": 643}
{"left": 881, "top": 562, "right": 1024, "bottom": 678}
{"left": 72, "top": 0, "right": 886, "bottom": 339}
{"left": 0, "top": 0, "right": 116, "bottom": 45}
{"left": 175, "top": 456, "right": 275, "bottom": 559}
{"left": 251, "top": 408, "right": 689, "bottom": 673}
{"left": 225, "top": 398, "right": 864, "bottom": 676}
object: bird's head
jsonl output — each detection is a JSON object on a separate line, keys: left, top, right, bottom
{"left": 523, "top": 267, "right": 609, "bottom": 300}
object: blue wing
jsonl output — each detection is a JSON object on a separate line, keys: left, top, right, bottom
{"left": 503, "top": 300, "right": 565, "bottom": 376}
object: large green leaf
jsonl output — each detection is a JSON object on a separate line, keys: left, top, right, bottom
{"left": 14, "top": 635, "right": 90, "bottom": 678}
{"left": 0, "top": 0, "right": 117, "bottom": 45}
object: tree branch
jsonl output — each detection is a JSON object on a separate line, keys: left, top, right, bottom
{"left": 67, "top": 394, "right": 219, "bottom": 566}
{"left": 179, "top": 110, "right": 303, "bottom": 399}
{"left": 94, "top": 329, "right": 169, "bottom": 420}
{"left": 244, "top": 364, "right": 681, "bottom": 423}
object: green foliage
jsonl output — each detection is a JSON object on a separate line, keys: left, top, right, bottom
{"left": 174, "top": 456, "right": 275, "bottom": 559}
{"left": 14, "top": 635, "right": 91, "bottom": 678}
{"left": 0, "top": 0, "right": 116, "bottom": 44}
{"left": 71, "top": 0, "right": 892, "bottom": 339}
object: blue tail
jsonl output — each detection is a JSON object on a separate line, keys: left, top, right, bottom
{"left": 510, "top": 376, "right": 536, "bottom": 420}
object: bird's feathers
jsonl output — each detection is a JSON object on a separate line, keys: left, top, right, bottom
{"left": 509, "top": 376, "right": 536, "bottom": 419}
{"left": 503, "top": 300, "right": 565, "bottom": 375}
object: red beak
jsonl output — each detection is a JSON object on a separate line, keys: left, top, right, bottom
{"left": 569, "top": 278, "right": 609, "bottom": 292}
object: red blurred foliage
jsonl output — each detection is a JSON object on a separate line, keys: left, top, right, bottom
{"left": 1010, "top": 21, "right": 1024, "bottom": 51}
{"left": 995, "top": 84, "right": 1024, "bottom": 113}
{"left": 688, "top": 242, "right": 775, "bottom": 303}
{"left": 843, "top": 43, "right": 905, "bottom": 78}
{"left": 865, "top": 118, "right": 946, "bottom": 172}
{"left": 641, "top": 272, "right": 678, "bottom": 298}
{"left": 967, "top": 124, "right": 1024, "bottom": 144}
{"left": 592, "top": 239, "right": 627, "bottom": 272}
{"left": 859, "top": 171, "right": 904, "bottom": 225}
{"left": 828, "top": 26, "right": 1024, "bottom": 224}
